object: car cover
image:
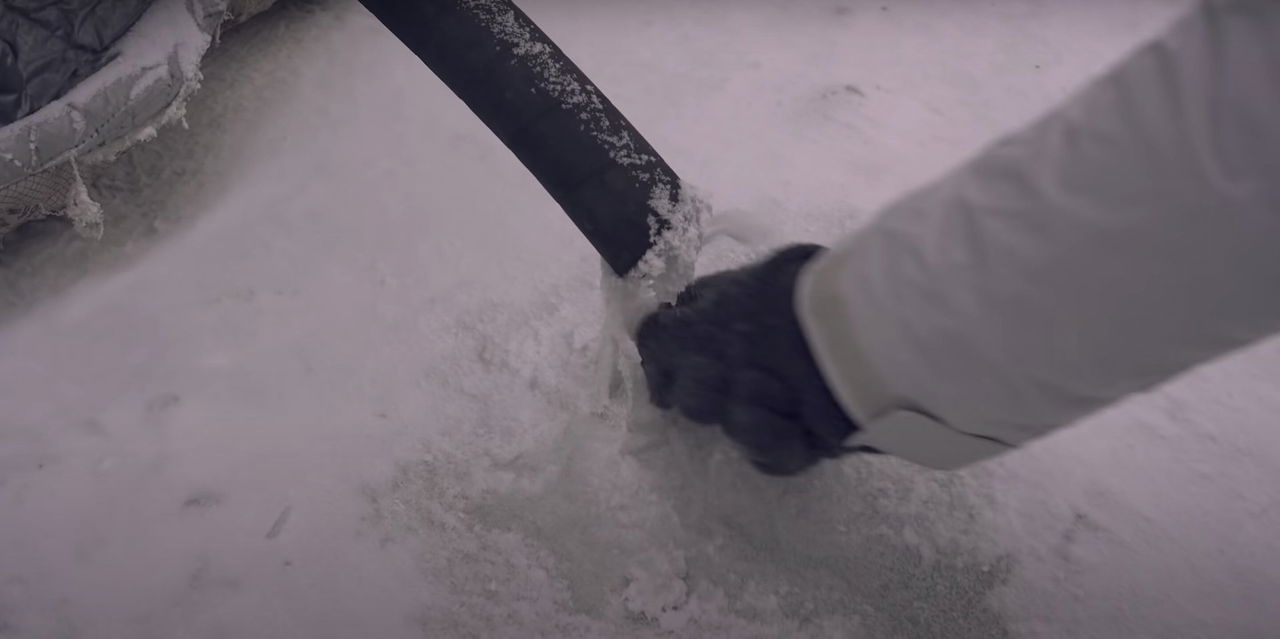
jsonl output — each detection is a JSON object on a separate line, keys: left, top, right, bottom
{"left": 0, "top": 0, "right": 233, "bottom": 240}
{"left": 1, "top": 1, "right": 157, "bottom": 126}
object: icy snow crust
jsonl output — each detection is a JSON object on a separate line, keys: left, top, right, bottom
{"left": 3, "top": 1, "right": 1279, "bottom": 639}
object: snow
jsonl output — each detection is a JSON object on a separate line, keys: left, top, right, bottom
{"left": 3, "top": 1, "right": 1278, "bottom": 638}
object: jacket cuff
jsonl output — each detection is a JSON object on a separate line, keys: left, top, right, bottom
{"left": 795, "top": 249, "right": 1014, "bottom": 470}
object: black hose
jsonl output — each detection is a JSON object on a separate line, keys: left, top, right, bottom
{"left": 357, "top": 0, "right": 686, "bottom": 277}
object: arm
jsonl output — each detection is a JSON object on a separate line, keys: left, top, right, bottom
{"left": 637, "top": 0, "right": 1280, "bottom": 473}
{"left": 798, "top": 0, "right": 1280, "bottom": 468}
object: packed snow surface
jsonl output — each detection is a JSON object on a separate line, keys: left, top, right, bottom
{"left": 3, "top": 1, "right": 1278, "bottom": 638}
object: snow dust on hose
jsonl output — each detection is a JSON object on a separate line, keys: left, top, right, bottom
{"left": 356, "top": 0, "right": 703, "bottom": 281}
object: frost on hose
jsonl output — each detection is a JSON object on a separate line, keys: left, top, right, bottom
{"left": 464, "top": 0, "right": 658, "bottom": 168}
{"left": 463, "top": 0, "right": 707, "bottom": 300}
{"left": 633, "top": 181, "right": 708, "bottom": 301}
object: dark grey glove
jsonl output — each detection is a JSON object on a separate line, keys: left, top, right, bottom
{"left": 635, "top": 244, "right": 875, "bottom": 476}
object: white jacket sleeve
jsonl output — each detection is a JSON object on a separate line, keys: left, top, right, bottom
{"left": 796, "top": 0, "right": 1280, "bottom": 470}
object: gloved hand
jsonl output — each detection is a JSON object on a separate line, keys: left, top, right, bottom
{"left": 635, "top": 244, "right": 873, "bottom": 476}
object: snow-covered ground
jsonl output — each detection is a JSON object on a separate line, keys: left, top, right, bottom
{"left": 3, "top": 1, "right": 1278, "bottom": 637}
